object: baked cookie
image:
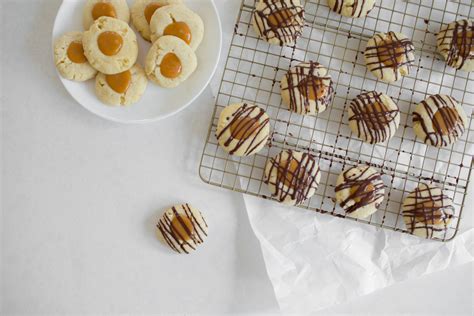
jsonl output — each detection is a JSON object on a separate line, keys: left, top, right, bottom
{"left": 145, "top": 35, "right": 197, "bottom": 88}
{"left": 83, "top": 0, "right": 130, "bottom": 30}
{"left": 335, "top": 165, "right": 384, "bottom": 219}
{"left": 327, "top": 0, "right": 376, "bottom": 18}
{"left": 216, "top": 103, "right": 270, "bottom": 156}
{"left": 264, "top": 149, "right": 321, "bottom": 206}
{"left": 436, "top": 19, "right": 474, "bottom": 72}
{"left": 413, "top": 94, "right": 468, "bottom": 147}
{"left": 402, "top": 183, "right": 454, "bottom": 239}
{"left": 95, "top": 63, "right": 148, "bottom": 106}
{"left": 83, "top": 17, "right": 138, "bottom": 75}
{"left": 348, "top": 91, "right": 400, "bottom": 144}
{"left": 156, "top": 203, "right": 208, "bottom": 254}
{"left": 365, "top": 32, "right": 415, "bottom": 82}
{"left": 54, "top": 32, "right": 98, "bottom": 81}
{"left": 252, "top": 0, "right": 305, "bottom": 46}
{"left": 150, "top": 5, "right": 204, "bottom": 51}
{"left": 131, "top": 0, "right": 183, "bottom": 42}
{"left": 281, "top": 61, "right": 334, "bottom": 115}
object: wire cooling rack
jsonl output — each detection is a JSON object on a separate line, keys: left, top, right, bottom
{"left": 199, "top": 0, "right": 474, "bottom": 241}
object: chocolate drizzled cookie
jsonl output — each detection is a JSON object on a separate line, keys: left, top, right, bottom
{"left": 436, "top": 19, "right": 474, "bottom": 72}
{"left": 348, "top": 91, "right": 400, "bottom": 144}
{"left": 156, "top": 203, "right": 208, "bottom": 254}
{"left": 364, "top": 31, "right": 415, "bottom": 82}
{"left": 412, "top": 94, "right": 467, "bottom": 147}
{"left": 281, "top": 61, "right": 334, "bottom": 115}
{"left": 335, "top": 165, "right": 384, "bottom": 219}
{"left": 327, "top": 0, "right": 376, "bottom": 18}
{"left": 264, "top": 149, "right": 321, "bottom": 206}
{"left": 402, "top": 183, "right": 454, "bottom": 239}
{"left": 252, "top": 0, "right": 305, "bottom": 46}
{"left": 216, "top": 103, "right": 270, "bottom": 156}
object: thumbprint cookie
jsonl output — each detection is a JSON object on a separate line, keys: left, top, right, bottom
{"left": 436, "top": 19, "right": 474, "bottom": 72}
{"left": 281, "top": 61, "right": 334, "bottom": 115}
{"left": 83, "top": 0, "right": 130, "bottom": 30}
{"left": 327, "top": 0, "right": 376, "bottom": 18}
{"left": 264, "top": 149, "right": 321, "bottom": 206}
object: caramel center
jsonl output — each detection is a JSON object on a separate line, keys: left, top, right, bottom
{"left": 98, "top": 31, "right": 123, "bottom": 56}
{"left": 298, "top": 77, "right": 328, "bottom": 100}
{"left": 456, "top": 30, "right": 474, "bottom": 58}
{"left": 171, "top": 215, "right": 194, "bottom": 241}
{"left": 280, "top": 159, "right": 306, "bottom": 188}
{"left": 414, "top": 200, "right": 445, "bottom": 225}
{"left": 160, "top": 53, "right": 182, "bottom": 78}
{"left": 230, "top": 116, "right": 260, "bottom": 140}
{"left": 433, "top": 107, "right": 461, "bottom": 136}
{"left": 362, "top": 102, "right": 389, "bottom": 130}
{"left": 350, "top": 183, "right": 375, "bottom": 203}
{"left": 268, "top": 9, "right": 294, "bottom": 28}
{"left": 144, "top": 3, "right": 163, "bottom": 24}
{"left": 377, "top": 35, "right": 406, "bottom": 67}
{"left": 106, "top": 70, "right": 132, "bottom": 94}
{"left": 92, "top": 2, "right": 117, "bottom": 20}
{"left": 67, "top": 41, "right": 87, "bottom": 64}
{"left": 164, "top": 21, "right": 192, "bottom": 45}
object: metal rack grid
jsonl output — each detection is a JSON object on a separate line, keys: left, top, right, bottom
{"left": 199, "top": 0, "right": 474, "bottom": 241}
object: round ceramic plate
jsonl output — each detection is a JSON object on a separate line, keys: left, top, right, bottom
{"left": 52, "top": 0, "right": 222, "bottom": 123}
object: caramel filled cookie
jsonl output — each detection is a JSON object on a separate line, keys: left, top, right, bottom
{"left": 264, "top": 149, "right": 321, "bottom": 206}
{"left": 335, "top": 165, "right": 384, "bottom": 219}
{"left": 348, "top": 91, "right": 400, "bottom": 144}
{"left": 413, "top": 94, "right": 467, "bottom": 147}
{"left": 436, "top": 19, "right": 474, "bottom": 72}
{"left": 216, "top": 103, "right": 270, "bottom": 156}
{"left": 281, "top": 61, "right": 334, "bottom": 115}
{"left": 365, "top": 32, "right": 415, "bottom": 82}
{"left": 83, "top": 0, "right": 130, "bottom": 30}
{"left": 252, "top": 0, "right": 305, "bottom": 46}
{"left": 402, "top": 183, "right": 454, "bottom": 239}
{"left": 327, "top": 0, "right": 376, "bottom": 18}
{"left": 156, "top": 203, "right": 208, "bottom": 254}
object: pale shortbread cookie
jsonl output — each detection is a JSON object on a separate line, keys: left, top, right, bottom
{"left": 83, "top": 0, "right": 130, "bottom": 30}
{"left": 365, "top": 32, "right": 415, "bottom": 82}
{"left": 252, "top": 0, "right": 305, "bottom": 46}
{"left": 83, "top": 17, "right": 138, "bottom": 74}
{"left": 131, "top": 0, "right": 183, "bottom": 42}
{"left": 413, "top": 94, "right": 468, "bottom": 147}
{"left": 264, "top": 149, "right": 321, "bottom": 206}
{"left": 95, "top": 63, "right": 148, "bottom": 106}
{"left": 281, "top": 61, "right": 334, "bottom": 115}
{"left": 348, "top": 91, "right": 400, "bottom": 144}
{"left": 335, "top": 165, "right": 384, "bottom": 219}
{"left": 145, "top": 35, "right": 197, "bottom": 88}
{"left": 216, "top": 103, "right": 270, "bottom": 156}
{"left": 436, "top": 19, "right": 474, "bottom": 72}
{"left": 327, "top": 0, "right": 376, "bottom": 18}
{"left": 402, "top": 183, "right": 454, "bottom": 239}
{"left": 54, "top": 32, "right": 97, "bottom": 81}
{"left": 156, "top": 203, "right": 208, "bottom": 254}
{"left": 150, "top": 5, "right": 204, "bottom": 51}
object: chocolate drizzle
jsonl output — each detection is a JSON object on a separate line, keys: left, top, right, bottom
{"left": 413, "top": 94, "right": 465, "bottom": 147}
{"left": 402, "top": 183, "right": 454, "bottom": 239}
{"left": 265, "top": 149, "right": 320, "bottom": 205}
{"left": 348, "top": 91, "right": 399, "bottom": 144}
{"left": 365, "top": 32, "right": 415, "bottom": 81}
{"left": 335, "top": 165, "right": 384, "bottom": 214}
{"left": 217, "top": 103, "right": 270, "bottom": 156}
{"left": 329, "top": 0, "right": 375, "bottom": 18}
{"left": 253, "top": 0, "right": 305, "bottom": 46}
{"left": 437, "top": 19, "right": 473, "bottom": 70}
{"left": 157, "top": 204, "right": 208, "bottom": 254}
{"left": 282, "top": 61, "right": 334, "bottom": 114}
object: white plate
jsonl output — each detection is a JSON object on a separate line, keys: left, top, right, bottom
{"left": 52, "top": 0, "right": 222, "bottom": 123}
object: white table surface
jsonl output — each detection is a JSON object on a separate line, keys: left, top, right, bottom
{"left": 1, "top": 0, "right": 472, "bottom": 314}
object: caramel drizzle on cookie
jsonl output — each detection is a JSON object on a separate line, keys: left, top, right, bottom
{"left": 403, "top": 184, "right": 454, "bottom": 239}
{"left": 330, "top": 0, "right": 374, "bottom": 18}
{"left": 283, "top": 62, "right": 334, "bottom": 114}
{"left": 348, "top": 91, "right": 399, "bottom": 144}
{"left": 253, "top": 0, "right": 305, "bottom": 46}
{"left": 157, "top": 204, "right": 208, "bottom": 254}
{"left": 412, "top": 94, "right": 465, "bottom": 147}
{"left": 265, "top": 150, "right": 320, "bottom": 205}
{"left": 438, "top": 19, "right": 473, "bottom": 69}
{"left": 365, "top": 32, "right": 415, "bottom": 81}
{"left": 217, "top": 104, "right": 270, "bottom": 156}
